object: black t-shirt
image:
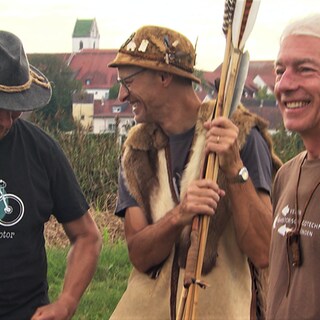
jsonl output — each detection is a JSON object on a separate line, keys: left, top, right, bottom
{"left": 0, "top": 119, "right": 89, "bottom": 320}
{"left": 115, "top": 126, "right": 272, "bottom": 217}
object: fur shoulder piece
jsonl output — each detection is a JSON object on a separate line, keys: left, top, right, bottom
{"left": 124, "top": 100, "right": 215, "bottom": 152}
{"left": 231, "top": 104, "right": 266, "bottom": 149}
{"left": 231, "top": 104, "right": 283, "bottom": 173}
{"left": 197, "top": 100, "right": 216, "bottom": 124}
{"left": 124, "top": 123, "right": 168, "bottom": 151}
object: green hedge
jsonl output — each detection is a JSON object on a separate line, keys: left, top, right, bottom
{"left": 50, "top": 126, "right": 121, "bottom": 212}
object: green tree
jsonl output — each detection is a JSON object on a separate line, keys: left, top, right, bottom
{"left": 256, "top": 86, "right": 276, "bottom": 102}
{"left": 109, "top": 82, "right": 120, "bottom": 100}
{"left": 272, "top": 124, "right": 305, "bottom": 162}
{"left": 28, "top": 54, "right": 82, "bottom": 131}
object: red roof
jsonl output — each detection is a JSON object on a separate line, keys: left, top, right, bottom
{"left": 246, "top": 60, "right": 276, "bottom": 91}
{"left": 94, "top": 99, "right": 133, "bottom": 118}
{"left": 208, "top": 60, "right": 276, "bottom": 92}
{"left": 246, "top": 106, "right": 283, "bottom": 131}
{"left": 68, "top": 49, "right": 118, "bottom": 89}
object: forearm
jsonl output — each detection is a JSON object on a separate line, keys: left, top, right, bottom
{"left": 59, "top": 232, "right": 102, "bottom": 315}
{"left": 204, "top": 116, "right": 273, "bottom": 267}
{"left": 227, "top": 179, "right": 272, "bottom": 268}
{"left": 126, "top": 206, "right": 183, "bottom": 273}
{"left": 125, "top": 179, "right": 222, "bottom": 273}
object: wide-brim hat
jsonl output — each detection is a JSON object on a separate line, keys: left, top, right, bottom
{"left": 108, "top": 25, "right": 201, "bottom": 84}
{"left": 0, "top": 31, "right": 52, "bottom": 111}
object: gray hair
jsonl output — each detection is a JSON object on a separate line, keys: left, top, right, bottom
{"left": 280, "top": 14, "right": 320, "bottom": 43}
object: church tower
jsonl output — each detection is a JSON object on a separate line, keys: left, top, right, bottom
{"left": 72, "top": 18, "right": 100, "bottom": 52}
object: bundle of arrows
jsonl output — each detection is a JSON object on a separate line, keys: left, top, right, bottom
{"left": 176, "top": 1, "right": 261, "bottom": 319}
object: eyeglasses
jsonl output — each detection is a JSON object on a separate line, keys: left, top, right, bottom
{"left": 117, "top": 69, "right": 145, "bottom": 93}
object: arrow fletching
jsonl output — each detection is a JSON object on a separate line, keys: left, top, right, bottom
{"left": 222, "top": 0, "right": 236, "bottom": 35}
{"left": 232, "top": 0, "right": 261, "bottom": 50}
{"left": 229, "top": 50, "right": 250, "bottom": 116}
{"left": 239, "top": 0, "right": 260, "bottom": 49}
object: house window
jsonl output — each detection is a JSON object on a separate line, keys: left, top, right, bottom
{"left": 108, "top": 123, "right": 116, "bottom": 131}
{"left": 112, "top": 106, "right": 121, "bottom": 113}
{"left": 79, "top": 41, "right": 83, "bottom": 50}
{"left": 85, "top": 79, "right": 91, "bottom": 85}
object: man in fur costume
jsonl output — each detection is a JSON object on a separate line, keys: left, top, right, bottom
{"left": 108, "top": 25, "right": 281, "bottom": 320}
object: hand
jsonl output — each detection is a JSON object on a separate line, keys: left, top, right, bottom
{"left": 31, "top": 297, "right": 76, "bottom": 320}
{"left": 204, "top": 117, "right": 243, "bottom": 177}
{"left": 178, "top": 179, "right": 225, "bottom": 226}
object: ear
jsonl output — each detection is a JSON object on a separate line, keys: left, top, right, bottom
{"left": 159, "top": 72, "right": 173, "bottom": 87}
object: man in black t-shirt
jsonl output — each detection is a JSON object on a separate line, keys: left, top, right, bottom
{"left": 0, "top": 31, "right": 102, "bottom": 320}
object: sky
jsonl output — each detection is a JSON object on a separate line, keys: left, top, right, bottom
{"left": 1, "top": 0, "right": 320, "bottom": 71}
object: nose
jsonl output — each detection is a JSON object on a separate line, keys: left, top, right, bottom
{"left": 118, "top": 85, "right": 130, "bottom": 103}
{"left": 275, "top": 69, "right": 299, "bottom": 94}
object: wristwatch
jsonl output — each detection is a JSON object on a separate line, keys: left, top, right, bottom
{"left": 228, "top": 166, "right": 249, "bottom": 184}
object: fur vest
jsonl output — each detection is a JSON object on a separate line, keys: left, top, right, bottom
{"left": 113, "top": 101, "right": 282, "bottom": 320}
{"left": 122, "top": 100, "right": 281, "bottom": 274}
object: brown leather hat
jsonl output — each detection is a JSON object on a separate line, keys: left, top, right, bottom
{"left": 108, "top": 25, "right": 200, "bottom": 84}
{"left": 0, "top": 31, "right": 52, "bottom": 111}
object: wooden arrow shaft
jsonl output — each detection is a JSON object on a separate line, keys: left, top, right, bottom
{"left": 178, "top": 1, "right": 261, "bottom": 319}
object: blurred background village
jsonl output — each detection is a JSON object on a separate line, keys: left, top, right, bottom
{"left": 26, "top": 18, "right": 281, "bottom": 140}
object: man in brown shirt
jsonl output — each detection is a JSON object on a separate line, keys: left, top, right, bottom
{"left": 267, "top": 14, "right": 320, "bottom": 320}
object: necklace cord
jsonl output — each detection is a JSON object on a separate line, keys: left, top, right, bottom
{"left": 286, "top": 152, "right": 320, "bottom": 295}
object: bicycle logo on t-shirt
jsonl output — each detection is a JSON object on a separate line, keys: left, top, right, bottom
{"left": 0, "top": 179, "right": 24, "bottom": 227}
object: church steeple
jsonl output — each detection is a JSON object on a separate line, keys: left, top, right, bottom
{"left": 72, "top": 18, "right": 100, "bottom": 52}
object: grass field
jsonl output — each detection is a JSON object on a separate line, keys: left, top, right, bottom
{"left": 47, "top": 239, "right": 131, "bottom": 319}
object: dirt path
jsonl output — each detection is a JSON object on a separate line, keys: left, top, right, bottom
{"left": 45, "top": 209, "right": 125, "bottom": 248}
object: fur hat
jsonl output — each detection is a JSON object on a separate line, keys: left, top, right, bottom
{"left": 108, "top": 25, "right": 200, "bottom": 84}
{"left": 0, "top": 31, "right": 52, "bottom": 111}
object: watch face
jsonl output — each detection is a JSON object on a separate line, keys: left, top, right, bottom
{"left": 239, "top": 167, "right": 249, "bottom": 182}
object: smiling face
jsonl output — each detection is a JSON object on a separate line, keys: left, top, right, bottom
{"left": 274, "top": 35, "right": 320, "bottom": 137}
{"left": 117, "top": 67, "right": 166, "bottom": 124}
